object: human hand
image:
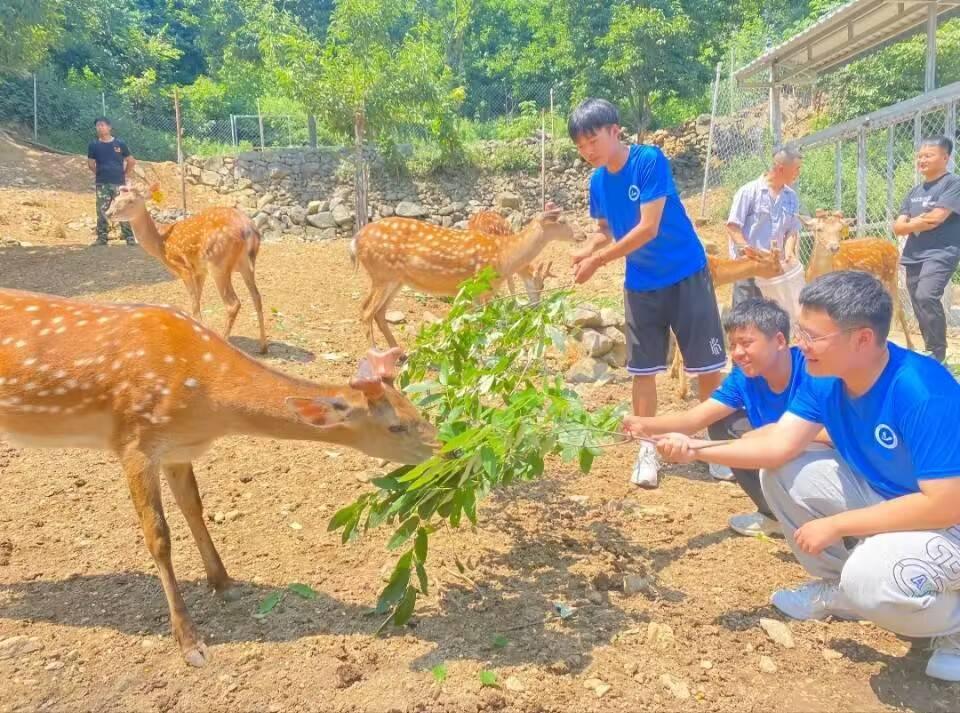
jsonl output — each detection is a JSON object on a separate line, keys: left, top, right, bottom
{"left": 571, "top": 234, "right": 604, "bottom": 265}
{"left": 653, "top": 433, "right": 700, "bottom": 464}
{"left": 573, "top": 254, "right": 603, "bottom": 284}
{"left": 622, "top": 416, "right": 652, "bottom": 439}
{"left": 794, "top": 517, "right": 842, "bottom": 555}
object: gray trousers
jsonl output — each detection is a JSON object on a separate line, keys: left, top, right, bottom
{"left": 707, "top": 410, "right": 773, "bottom": 518}
{"left": 731, "top": 278, "right": 763, "bottom": 309}
{"left": 904, "top": 256, "right": 959, "bottom": 363}
{"left": 761, "top": 450, "right": 960, "bottom": 638}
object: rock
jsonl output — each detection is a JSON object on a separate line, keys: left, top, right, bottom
{"left": 822, "top": 648, "right": 843, "bottom": 661}
{"left": 505, "top": 676, "right": 524, "bottom": 692}
{"left": 45, "top": 660, "right": 65, "bottom": 671}
{"left": 269, "top": 167, "right": 289, "bottom": 180}
{"left": 332, "top": 204, "right": 354, "bottom": 227}
{"left": 395, "top": 201, "right": 428, "bottom": 218}
{"left": 582, "top": 678, "right": 611, "bottom": 698}
{"left": 659, "top": 674, "right": 690, "bottom": 700}
{"left": 304, "top": 227, "right": 337, "bottom": 241}
{"left": 759, "top": 618, "right": 795, "bottom": 649}
{"left": 0, "top": 636, "right": 44, "bottom": 660}
{"left": 306, "top": 212, "right": 336, "bottom": 229}
{"left": 700, "top": 660, "right": 714, "bottom": 670}
{"left": 646, "top": 622, "right": 675, "bottom": 650}
{"left": 602, "top": 326, "right": 626, "bottom": 344}
{"left": 496, "top": 192, "right": 521, "bottom": 210}
{"left": 602, "top": 343, "right": 628, "bottom": 369}
{"left": 565, "top": 357, "right": 612, "bottom": 384}
{"left": 599, "top": 307, "right": 625, "bottom": 328}
{"left": 581, "top": 329, "right": 614, "bottom": 357}
{"left": 379, "top": 204, "right": 395, "bottom": 217}
{"left": 586, "top": 591, "right": 605, "bottom": 605}
{"left": 567, "top": 307, "right": 603, "bottom": 329}
{"left": 252, "top": 213, "right": 269, "bottom": 230}
{"left": 213, "top": 512, "right": 226, "bottom": 524}
{"left": 307, "top": 200, "right": 327, "bottom": 214}
{"left": 288, "top": 206, "right": 308, "bottom": 226}
{"left": 225, "top": 510, "right": 241, "bottom": 522}
{"left": 758, "top": 656, "right": 778, "bottom": 674}
{"left": 335, "top": 663, "right": 363, "bottom": 688}
{"left": 200, "top": 170, "right": 220, "bottom": 187}
{"left": 385, "top": 310, "right": 406, "bottom": 324}
{"left": 257, "top": 193, "right": 276, "bottom": 211}
{"left": 623, "top": 574, "right": 655, "bottom": 597}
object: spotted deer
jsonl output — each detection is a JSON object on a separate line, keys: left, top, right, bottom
{"left": 105, "top": 184, "right": 268, "bottom": 354}
{"left": 670, "top": 246, "right": 786, "bottom": 399}
{"left": 467, "top": 210, "right": 536, "bottom": 299}
{"left": 0, "top": 288, "right": 437, "bottom": 666}
{"left": 351, "top": 205, "right": 583, "bottom": 348}
{"left": 800, "top": 210, "right": 914, "bottom": 349}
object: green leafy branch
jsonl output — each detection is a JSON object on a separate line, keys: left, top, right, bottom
{"left": 329, "top": 268, "right": 623, "bottom": 628}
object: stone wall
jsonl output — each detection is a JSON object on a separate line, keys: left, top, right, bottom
{"left": 183, "top": 116, "right": 710, "bottom": 241}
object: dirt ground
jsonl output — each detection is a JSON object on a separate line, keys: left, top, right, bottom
{"left": 1, "top": 132, "right": 958, "bottom": 713}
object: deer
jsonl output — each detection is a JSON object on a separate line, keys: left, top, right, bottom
{"left": 351, "top": 204, "right": 583, "bottom": 349}
{"left": 467, "top": 210, "right": 533, "bottom": 299}
{"left": 800, "top": 210, "right": 914, "bottom": 349}
{"left": 0, "top": 287, "right": 437, "bottom": 667}
{"left": 670, "top": 246, "right": 786, "bottom": 399}
{"left": 104, "top": 183, "right": 268, "bottom": 354}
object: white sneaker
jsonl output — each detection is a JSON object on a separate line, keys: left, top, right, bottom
{"left": 630, "top": 442, "right": 659, "bottom": 489}
{"left": 709, "top": 463, "right": 736, "bottom": 481}
{"left": 927, "top": 633, "right": 960, "bottom": 681}
{"left": 728, "top": 512, "right": 783, "bottom": 538}
{"left": 771, "top": 579, "right": 859, "bottom": 621}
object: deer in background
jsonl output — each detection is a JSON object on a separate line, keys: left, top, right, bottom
{"left": 671, "top": 246, "right": 786, "bottom": 398}
{"left": 800, "top": 210, "right": 914, "bottom": 349}
{"left": 467, "top": 210, "right": 537, "bottom": 299}
{"left": 105, "top": 184, "right": 268, "bottom": 354}
{"left": 0, "top": 287, "right": 437, "bottom": 666}
{"left": 351, "top": 204, "right": 583, "bottom": 349}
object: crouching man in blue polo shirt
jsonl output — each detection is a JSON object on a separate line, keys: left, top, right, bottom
{"left": 653, "top": 270, "right": 960, "bottom": 681}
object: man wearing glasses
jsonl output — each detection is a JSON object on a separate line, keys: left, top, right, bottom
{"left": 652, "top": 270, "right": 960, "bottom": 681}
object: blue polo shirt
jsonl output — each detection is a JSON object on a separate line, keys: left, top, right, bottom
{"left": 712, "top": 346, "right": 808, "bottom": 428}
{"left": 787, "top": 343, "right": 960, "bottom": 499}
{"left": 588, "top": 145, "right": 706, "bottom": 292}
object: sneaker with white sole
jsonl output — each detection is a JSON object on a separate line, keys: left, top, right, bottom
{"left": 630, "top": 441, "right": 659, "bottom": 489}
{"left": 927, "top": 632, "right": 960, "bottom": 681}
{"left": 709, "top": 462, "right": 736, "bottom": 481}
{"left": 771, "top": 579, "right": 859, "bottom": 621}
{"left": 728, "top": 511, "right": 783, "bottom": 538}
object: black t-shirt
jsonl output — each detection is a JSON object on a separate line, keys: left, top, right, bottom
{"left": 899, "top": 172, "right": 960, "bottom": 264}
{"left": 87, "top": 138, "right": 130, "bottom": 185}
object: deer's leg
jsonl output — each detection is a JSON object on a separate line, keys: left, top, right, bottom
{"left": 180, "top": 271, "right": 204, "bottom": 322}
{"left": 211, "top": 268, "right": 242, "bottom": 341}
{"left": 163, "top": 463, "right": 239, "bottom": 601}
{"left": 122, "top": 448, "right": 208, "bottom": 667}
{"left": 372, "top": 283, "right": 403, "bottom": 349}
{"left": 360, "top": 284, "right": 386, "bottom": 348}
{"left": 237, "top": 257, "right": 267, "bottom": 354}
{"left": 890, "top": 278, "right": 916, "bottom": 351}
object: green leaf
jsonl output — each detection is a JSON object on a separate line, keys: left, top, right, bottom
{"left": 287, "top": 583, "right": 317, "bottom": 600}
{"left": 479, "top": 670, "right": 498, "bottom": 687}
{"left": 377, "top": 552, "right": 412, "bottom": 613}
{"left": 387, "top": 516, "right": 420, "bottom": 551}
{"left": 432, "top": 664, "right": 448, "bottom": 683}
{"left": 256, "top": 591, "right": 283, "bottom": 617}
{"left": 328, "top": 502, "right": 358, "bottom": 532}
{"left": 479, "top": 445, "right": 497, "bottom": 477}
{"left": 492, "top": 634, "right": 508, "bottom": 649}
{"left": 579, "top": 447, "right": 595, "bottom": 474}
{"left": 392, "top": 586, "right": 417, "bottom": 626}
{"left": 414, "top": 528, "right": 428, "bottom": 562}
{"left": 415, "top": 561, "right": 429, "bottom": 595}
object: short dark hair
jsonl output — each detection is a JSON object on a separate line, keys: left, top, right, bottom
{"left": 773, "top": 146, "right": 803, "bottom": 166}
{"left": 799, "top": 270, "right": 892, "bottom": 342}
{"left": 568, "top": 99, "right": 619, "bottom": 141}
{"left": 722, "top": 298, "right": 791, "bottom": 341}
{"left": 94, "top": 116, "right": 111, "bottom": 127}
{"left": 920, "top": 136, "right": 953, "bottom": 156}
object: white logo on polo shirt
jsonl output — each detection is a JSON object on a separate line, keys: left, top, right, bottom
{"left": 628, "top": 185, "right": 640, "bottom": 201}
{"left": 874, "top": 424, "right": 898, "bottom": 449}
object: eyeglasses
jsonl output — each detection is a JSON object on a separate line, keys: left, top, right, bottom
{"left": 793, "top": 326, "right": 855, "bottom": 346}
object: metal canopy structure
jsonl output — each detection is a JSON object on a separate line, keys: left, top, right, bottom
{"left": 734, "top": 0, "right": 960, "bottom": 145}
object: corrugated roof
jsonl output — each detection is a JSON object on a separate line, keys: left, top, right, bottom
{"left": 735, "top": 0, "right": 960, "bottom": 87}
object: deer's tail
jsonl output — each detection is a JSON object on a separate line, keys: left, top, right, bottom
{"left": 349, "top": 233, "right": 359, "bottom": 272}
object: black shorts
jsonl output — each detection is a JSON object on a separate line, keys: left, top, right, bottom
{"left": 623, "top": 267, "right": 727, "bottom": 376}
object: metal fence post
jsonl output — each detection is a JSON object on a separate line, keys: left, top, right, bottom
{"left": 856, "top": 127, "right": 867, "bottom": 235}
{"left": 699, "top": 61, "right": 722, "bottom": 219}
{"left": 307, "top": 115, "right": 318, "bottom": 149}
{"left": 886, "top": 124, "right": 895, "bottom": 225}
{"left": 256, "top": 100, "right": 265, "bottom": 151}
{"left": 33, "top": 74, "right": 38, "bottom": 141}
{"left": 173, "top": 88, "right": 187, "bottom": 214}
{"left": 230, "top": 115, "right": 237, "bottom": 148}
{"left": 540, "top": 110, "right": 546, "bottom": 210}
{"left": 947, "top": 100, "right": 957, "bottom": 172}
{"left": 101, "top": 92, "right": 107, "bottom": 117}
{"left": 834, "top": 140, "right": 843, "bottom": 212}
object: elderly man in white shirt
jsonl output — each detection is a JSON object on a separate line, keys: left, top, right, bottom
{"left": 726, "top": 148, "right": 803, "bottom": 307}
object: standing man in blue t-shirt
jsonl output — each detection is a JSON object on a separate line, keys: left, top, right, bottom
{"left": 624, "top": 298, "right": 826, "bottom": 538}
{"left": 654, "top": 271, "right": 960, "bottom": 682}
{"left": 568, "top": 98, "right": 727, "bottom": 489}
{"left": 87, "top": 117, "right": 136, "bottom": 246}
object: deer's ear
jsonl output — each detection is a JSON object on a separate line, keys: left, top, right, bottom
{"left": 798, "top": 214, "right": 816, "bottom": 228}
{"left": 286, "top": 396, "right": 357, "bottom": 427}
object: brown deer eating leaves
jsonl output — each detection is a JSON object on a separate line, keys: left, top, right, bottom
{"left": 800, "top": 210, "right": 914, "bottom": 349}
{"left": 0, "top": 288, "right": 437, "bottom": 666}
{"left": 351, "top": 204, "right": 583, "bottom": 348}
{"left": 467, "top": 210, "right": 544, "bottom": 300}
{"left": 105, "top": 184, "right": 268, "bottom": 353}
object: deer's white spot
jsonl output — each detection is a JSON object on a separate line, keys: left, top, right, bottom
{"left": 14, "top": 340, "right": 26, "bottom": 348}
{"left": 25, "top": 306, "right": 39, "bottom": 312}
{"left": 1, "top": 337, "right": 11, "bottom": 345}
{"left": 55, "top": 326, "right": 66, "bottom": 334}
{"left": 185, "top": 378, "right": 199, "bottom": 388}
{"left": 163, "top": 355, "right": 174, "bottom": 364}
{"left": 136, "top": 349, "right": 146, "bottom": 357}
{"left": 202, "top": 353, "right": 214, "bottom": 362}
{"left": 76, "top": 320, "right": 88, "bottom": 327}
{"left": 51, "top": 316, "right": 63, "bottom": 325}
{"left": 111, "top": 360, "right": 123, "bottom": 370}
{"left": 54, "top": 370, "right": 66, "bottom": 379}
{"left": 23, "top": 358, "right": 36, "bottom": 366}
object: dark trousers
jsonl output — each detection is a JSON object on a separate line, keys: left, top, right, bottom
{"left": 731, "top": 278, "right": 763, "bottom": 309}
{"left": 707, "top": 410, "right": 775, "bottom": 518}
{"left": 904, "top": 256, "right": 959, "bottom": 363}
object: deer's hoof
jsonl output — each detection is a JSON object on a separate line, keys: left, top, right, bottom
{"left": 182, "top": 641, "right": 210, "bottom": 668}
{"left": 216, "top": 582, "right": 244, "bottom": 602}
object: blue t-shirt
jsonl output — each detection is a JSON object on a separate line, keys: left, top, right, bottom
{"left": 589, "top": 144, "right": 706, "bottom": 292}
{"left": 712, "top": 346, "right": 808, "bottom": 428}
{"left": 788, "top": 343, "right": 960, "bottom": 499}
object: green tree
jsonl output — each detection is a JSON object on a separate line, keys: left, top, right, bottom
{"left": 0, "top": 1, "right": 63, "bottom": 74}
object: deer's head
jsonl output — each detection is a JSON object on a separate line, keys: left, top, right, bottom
{"left": 528, "top": 202, "right": 586, "bottom": 244}
{"left": 104, "top": 183, "right": 155, "bottom": 222}
{"left": 741, "top": 246, "right": 785, "bottom": 279}
{"left": 286, "top": 348, "right": 437, "bottom": 464}
{"left": 800, "top": 209, "right": 854, "bottom": 255}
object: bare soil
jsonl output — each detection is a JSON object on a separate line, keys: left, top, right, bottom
{"left": 0, "top": 131, "right": 957, "bottom": 713}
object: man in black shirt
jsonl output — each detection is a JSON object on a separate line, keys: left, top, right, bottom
{"left": 894, "top": 136, "right": 960, "bottom": 363}
{"left": 87, "top": 117, "right": 136, "bottom": 246}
